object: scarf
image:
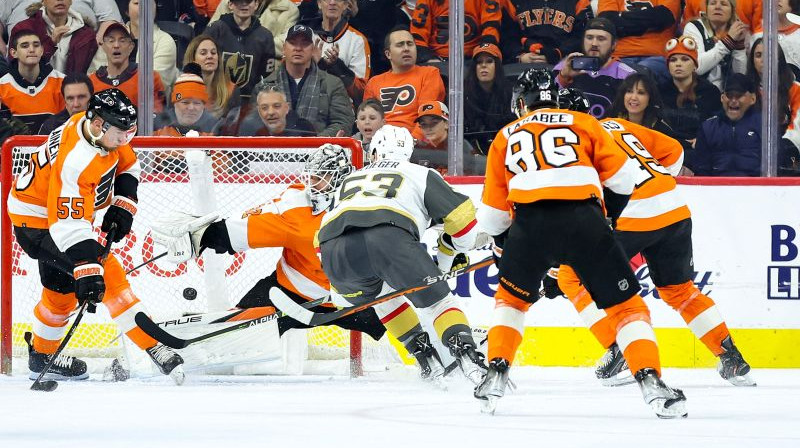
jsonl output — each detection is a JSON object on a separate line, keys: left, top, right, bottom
{"left": 279, "top": 63, "right": 321, "bottom": 126}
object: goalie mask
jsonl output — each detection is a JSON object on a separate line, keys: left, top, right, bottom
{"left": 302, "top": 144, "right": 354, "bottom": 214}
{"left": 558, "top": 87, "right": 591, "bottom": 113}
{"left": 511, "top": 68, "right": 559, "bottom": 118}
{"left": 369, "top": 125, "right": 414, "bottom": 163}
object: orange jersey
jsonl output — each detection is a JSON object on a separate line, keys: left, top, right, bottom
{"left": 737, "top": 0, "right": 762, "bottom": 34}
{"left": 89, "top": 64, "right": 166, "bottom": 114}
{"left": 479, "top": 109, "right": 639, "bottom": 235}
{"left": 600, "top": 118, "right": 690, "bottom": 231}
{"left": 598, "top": 0, "right": 682, "bottom": 58}
{"left": 363, "top": 65, "right": 445, "bottom": 138}
{"left": 410, "top": 0, "right": 502, "bottom": 58}
{"left": 0, "top": 68, "right": 65, "bottom": 134}
{"left": 7, "top": 112, "right": 141, "bottom": 251}
{"left": 225, "top": 184, "right": 329, "bottom": 301}
{"left": 682, "top": 0, "right": 704, "bottom": 24}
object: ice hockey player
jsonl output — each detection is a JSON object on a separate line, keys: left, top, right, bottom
{"left": 7, "top": 88, "right": 185, "bottom": 384}
{"left": 552, "top": 87, "right": 755, "bottom": 388}
{"left": 314, "top": 124, "right": 488, "bottom": 384}
{"left": 150, "top": 144, "right": 388, "bottom": 345}
{"left": 474, "top": 69, "right": 688, "bottom": 418}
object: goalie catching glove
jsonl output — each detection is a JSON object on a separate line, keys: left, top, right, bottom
{"left": 150, "top": 212, "right": 220, "bottom": 264}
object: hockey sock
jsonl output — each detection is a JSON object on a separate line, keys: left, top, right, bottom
{"left": 487, "top": 285, "right": 530, "bottom": 365}
{"left": 104, "top": 288, "right": 158, "bottom": 350}
{"left": 373, "top": 297, "right": 425, "bottom": 351}
{"left": 657, "top": 281, "right": 730, "bottom": 356}
{"left": 605, "top": 295, "right": 660, "bottom": 376}
{"left": 32, "top": 289, "right": 77, "bottom": 354}
{"left": 558, "top": 265, "right": 615, "bottom": 348}
{"left": 422, "top": 294, "right": 472, "bottom": 345}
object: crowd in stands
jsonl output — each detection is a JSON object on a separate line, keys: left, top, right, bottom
{"left": 0, "top": 0, "right": 798, "bottom": 176}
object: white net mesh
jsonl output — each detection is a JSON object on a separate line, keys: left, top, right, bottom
{"left": 2, "top": 136, "right": 397, "bottom": 373}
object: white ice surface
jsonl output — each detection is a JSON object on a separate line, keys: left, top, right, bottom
{"left": 1, "top": 367, "right": 798, "bottom": 448}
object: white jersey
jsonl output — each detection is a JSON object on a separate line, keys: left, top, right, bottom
{"left": 318, "top": 160, "right": 477, "bottom": 248}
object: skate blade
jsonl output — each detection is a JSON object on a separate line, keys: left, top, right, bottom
{"left": 28, "top": 371, "right": 88, "bottom": 381}
{"left": 651, "top": 398, "right": 688, "bottom": 419}
{"left": 599, "top": 371, "right": 636, "bottom": 387}
{"left": 169, "top": 365, "right": 186, "bottom": 386}
{"left": 726, "top": 373, "right": 756, "bottom": 387}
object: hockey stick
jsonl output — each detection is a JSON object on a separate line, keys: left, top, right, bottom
{"left": 31, "top": 226, "right": 119, "bottom": 392}
{"left": 270, "top": 256, "right": 495, "bottom": 327}
{"left": 133, "top": 297, "right": 331, "bottom": 349}
{"left": 126, "top": 251, "right": 168, "bottom": 274}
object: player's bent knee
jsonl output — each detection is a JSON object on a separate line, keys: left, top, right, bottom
{"left": 655, "top": 280, "right": 696, "bottom": 308}
{"left": 495, "top": 285, "right": 533, "bottom": 311}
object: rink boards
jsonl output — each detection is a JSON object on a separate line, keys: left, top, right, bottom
{"left": 435, "top": 179, "right": 800, "bottom": 368}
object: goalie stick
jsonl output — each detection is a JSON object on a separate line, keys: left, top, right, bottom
{"left": 270, "top": 256, "right": 495, "bottom": 327}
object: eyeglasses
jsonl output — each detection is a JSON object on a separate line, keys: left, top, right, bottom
{"left": 103, "top": 37, "right": 132, "bottom": 45}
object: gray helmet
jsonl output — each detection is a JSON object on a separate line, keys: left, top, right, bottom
{"left": 302, "top": 144, "right": 354, "bottom": 214}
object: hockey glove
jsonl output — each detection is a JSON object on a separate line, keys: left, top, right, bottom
{"left": 435, "top": 233, "right": 469, "bottom": 272}
{"left": 101, "top": 196, "right": 137, "bottom": 242}
{"left": 74, "top": 262, "right": 105, "bottom": 310}
{"left": 150, "top": 211, "right": 220, "bottom": 264}
{"left": 541, "top": 268, "right": 565, "bottom": 299}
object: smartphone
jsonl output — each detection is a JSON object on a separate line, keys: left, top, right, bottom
{"left": 571, "top": 56, "right": 601, "bottom": 72}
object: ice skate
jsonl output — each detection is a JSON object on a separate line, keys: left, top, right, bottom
{"left": 717, "top": 336, "right": 756, "bottom": 386}
{"left": 409, "top": 332, "right": 446, "bottom": 384}
{"left": 595, "top": 343, "right": 635, "bottom": 387}
{"left": 474, "top": 358, "right": 510, "bottom": 415}
{"left": 25, "top": 332, "right": 88, "bottom": 381}
{"left": 447, "top": 331, "right": 488, "bottom": 385}
{"left": 146, "top": 343, "right": 185, "bottom": 385}
{"left": 635, "top": 368, "right": 688, "bottom": 419}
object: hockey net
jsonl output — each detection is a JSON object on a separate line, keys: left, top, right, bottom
{"left": 1, "top": 136, "right": 397, "bottom": 376}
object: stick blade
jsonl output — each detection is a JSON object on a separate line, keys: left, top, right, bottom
{"left": 135, "top": 312, "right": 189, "bottom": 349}
{"left": 30, "top": 380, "right": 58, "bottom": 392}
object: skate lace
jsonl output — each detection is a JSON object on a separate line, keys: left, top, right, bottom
{"left": 52, "top": 353, "right": 75, "bottom": 369}
{"left": 149, "top": 344, "right": 174, "bottom": 363}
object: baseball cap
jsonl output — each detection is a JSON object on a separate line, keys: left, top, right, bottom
{"left": 286, "top": 24, "right": 313, "bottom": 43}
{"left": 103, "top": 22, "right": 133, "bottom": 40}
{"left": 415, "top": 101, "right": 449, "bottom": 122}
{"left": 788, "top": 13, "right": 800, "bottom": 25}
{"left": 585, "top": 17, "right": 617, "bottom": 40}
{"left": 723, "top": 73, "right": 756, "bottom": 94}
{"left": 472, "top": 43, "right": 502, "bottom": 62}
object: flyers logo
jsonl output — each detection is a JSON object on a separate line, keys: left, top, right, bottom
{"left": 223, "top": 52, "right": 254, "bottom": 88}
{"left": 379, "top": 85, "right": 416, "bottom": 112}
{"left": 95, "top": 164, "right": 117, "bottom": 209}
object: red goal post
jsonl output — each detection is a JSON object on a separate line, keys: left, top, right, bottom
{"left": 1, "top": 135, "right": 365, "bottom": 375}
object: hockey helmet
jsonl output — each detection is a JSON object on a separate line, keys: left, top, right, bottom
{"left": 558, "top": 87, "right": 591, "bottom": 113}
{"left": 511, "top": 68, "right": 559, "bottom": 118}
{"left": 302, "top": 144, "right": 354, "bottom": 214}
{"left": 370, "top": 124, "right": 414, "bottom": 163}
{"left": 86, "top": 88, "right": 138, "bottom": 134}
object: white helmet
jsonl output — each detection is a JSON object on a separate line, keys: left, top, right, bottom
{"left": 301, "top": 144, "right": 353, "bottom": 214}
{"left": 370, "top": 124, "right": 414, "bottom": 163}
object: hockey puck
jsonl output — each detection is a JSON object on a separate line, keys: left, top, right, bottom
{"left": 183, "top": 287, "right": 198, "bottom": 301}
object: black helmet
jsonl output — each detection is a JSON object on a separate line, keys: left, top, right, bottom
{"left": 86, "top": 88, "right": 138, "bottom": 132}
{"left": 558, "top": 87, "right": 591, "bottom": 113}
{"left": 511, "top": 68, "right": 559, "bottom": 117}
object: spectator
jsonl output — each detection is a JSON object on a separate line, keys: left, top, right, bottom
{"left": 505, "top": 0, "right": 592, "bottom": 65}
{"left": 598, "top": 0, "right": 682, "bottom": 82}
{"left": 91, "top": 0, "right": 179, "bottom": 88}
{"left": 205, "top": 0, "right": 276, "bottom": 103}
{"left": 1, "top": 0, "right": 122, "bottom": 39}
{"left": 610, "top": 72, "right": 680, "bottom": 137}
{"left": 255, "top": 24, "right": 353, "bottom": 137}
{"left": 463, "top": 42, "right": 514, "bottom": 154}
{"left": 752, "top": 0, "right": 800, "bottom": 70}
{"left": 89, "top": 22, "right": 166, "bottom": 112}
{"left": 38, "top": 71, "right": 93, "bottom": 134}
{"left": 659, "top": 36, "right": 722, "bottom": 147}
{"left": 238, "top": 84, "right": 317, "bottom": 135}
{"left": 210, "top": 0, "right": 297, "bottom": 59}
{"left": 412, "top": 100, "right": 484, "bottom": 175}
{"left": 193, "top": 0, "right": 223, "bottom": 21}
{"left": 344, "top": 0, "right": 408, "bottom": 76}
{"left": 363, "top": 27, "right": 445, "bottom": 139}
{"left": 309, "top": 0, "right": 370, "bottom": 102}
{"left": 747, "top": 37, "right": 800, "bottom": 158}
{"left": 691, "top": 73, "right": 761, "bottom": 176}
{"left": 353, "top": 98, "right": 385, "bottom": 159}
{"left": 183, "top": 34, "right": 241, "bottom": 122}
{"left": 554, "top": 17, "right": 637, "bottom": 119}
{"left": 155, "top": 63, "right": 219, "bottom": 135}
{"left": 409, "top": 0, "right": 501, "bottom": 62}
{"left": 14, "top": 0, "right": 98, "bottom": 75}
{"left": 682, "top": 0, "right": 748, "bottom": 90}
{"left": 153, "top": 0, "right": 202, "bottom": 28}
{"left": 737, "top": 0, "right": 761, "bottom": 34}
{"left": 0, "top": 27, "right": 65, "bottom": 133}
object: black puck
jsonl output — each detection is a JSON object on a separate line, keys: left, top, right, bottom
{"left": 183, "top": 287, "right": 198, "bottom": 300}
